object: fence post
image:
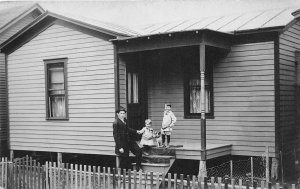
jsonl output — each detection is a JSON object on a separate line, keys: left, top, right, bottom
{"left": 225, "top": 177, "right": 228, "bottom": 189}
{"left": 266, "top": 146, "right": 270, "bottom": 183}
{"left": 230, "top": 160, "right": 233, "bottom": 180}
{"left": 246, "top": 179, "right": 250, "bottom": 189}
{"left": 251, "top": 157, "right": 254, "bottom": 186}
{"left": 204, "top": 177, "right": 208, "bottom": 189}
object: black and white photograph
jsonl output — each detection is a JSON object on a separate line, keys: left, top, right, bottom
{"left": 0, "top": 0, "right": 300, "bottom": 188}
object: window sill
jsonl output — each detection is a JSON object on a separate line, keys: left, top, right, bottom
{"left": 46, "top": 117, "right": 69, "bottom": 121}
{"left": 184, "top": 115, "right": 214, "bottom": 119}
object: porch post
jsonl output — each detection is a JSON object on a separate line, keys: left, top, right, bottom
{"left": 198, "top": 43, "right": 207, "bottom": 178}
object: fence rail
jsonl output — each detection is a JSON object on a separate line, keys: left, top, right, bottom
{"left": 0, "top": 156, "right": 296, "bottom": 189}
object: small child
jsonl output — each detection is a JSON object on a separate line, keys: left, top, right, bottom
{"left": 161, "top": 103, "right": 177, "bottom": 148}
{"left": 138, "top": 119, "right": 160, "bottom": 154}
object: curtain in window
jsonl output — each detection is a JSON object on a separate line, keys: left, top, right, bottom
{"left": 128, "top": 72, "right": 139, "bottom": 104}
{"left": 189, "top": 79, "right": 210, "bottom": 113}
{"left": 50, "top": 96, "right": 66, "bottom": 117}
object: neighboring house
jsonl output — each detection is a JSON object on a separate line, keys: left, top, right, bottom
{"left": 0, "top": 3, "right": 44, "bottom": 156}
{"left": 1, "top": 5, "right": 300, "bottom": 180}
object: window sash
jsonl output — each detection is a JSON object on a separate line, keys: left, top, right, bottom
{"left": 128, "top": 72, "right": 139, "bottom": 104}
{"left": 45, "top": 59, "right": 68, "bottom": 119}
{"left": 188, "top": 78, "right": 211, "bottom": 114}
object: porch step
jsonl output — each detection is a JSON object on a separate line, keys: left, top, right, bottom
{"left": 142, "top": 155, "right": 175, "bottom": 164}
{"left": 133, "top": 162, "right": 171, "bottom": 173}
{"left": 147, "top": 147, "right": 176, "bottom": 156}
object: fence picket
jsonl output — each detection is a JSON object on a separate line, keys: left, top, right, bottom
{"left": 156, "top": 172, "right": 160, "bottom": 189}
{"left": 98, "top": 166, "right": 101, "bottom": 189}
{"left": 118, "top": 168, "right": 121, "bottom": 189}
{"left": 37, "top": 163, "right": 41, "bottom": 189}
{"left": 83, "top": 165, "right": 87, "bottom": 189}
{"left": 138, "top": 170, "right": 142, "bottom": 189}
{"left": 239, "top": 179, "right": 242, "bottom": 189}
{"left": 174, "top": 173, "right": 177, "bottom": 189}
{"left": 128, "top": 169, "right": 131, "bottom": 189}
{"left": 75, "top": 164, "right": 78, "bottom": 189}
{"left": 133, "top": 170, "right": 137, "bottom": 189}
{"left": 180, "top": 174, "right": 184, "bottom": 189}
{"left": 188, "top": 175, "right": 191, "bottom": 189}
{"left": 88, "top": 165, "right": 92, "bottom": 189}
{"left": 168, "top": 173, "right": 172, "bottom": 189}
{"left": 123, "top": 169, "right": 126, "bottom": 189}
{"left": 231, "top": 179, "right": 235, "bottom": 189}
{"left": 103, "top": 167, "right": 106, "bottom": 189}
{"left": 93, "top": 166, "right": 96, "bottom": 189}
{"left": 70, "top": 164, "right": 74, "bottom": 189}
{"left": 217, "top": 177, "right": 222, "bottom": 189}
{"left": 162, "top": 172, "right": 166, "bottom": 189}
{"left": 79, "top": 164, "right": 82, "bottom": 189}
{"left": 66, "top": 163, "right": 69, "bottom": 189}
{"left": 192, "top": 175, "right": 196, "bottom": 189}
{"left": 113, "top": 168, "right": 116, "bottom": 189}
{"left": 108, "top": 167, "right": 111, "bottom": 189}
{"left": 53, "top": 162, "right": 57, "bottom": 189}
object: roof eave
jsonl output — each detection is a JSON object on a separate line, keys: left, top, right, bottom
{"left": 233, "top": 26, "right": 285, "bottom": 35}
{"left": 0, "top": 10, "right": 133, "bottom": 53}
{"left": 0, "top": 3, "right": 45, "bottom": 33}
{"left": 111, "top": 28, "right": 233, "bottom": 43}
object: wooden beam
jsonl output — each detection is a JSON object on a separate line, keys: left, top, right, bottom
{"left": 116, "top": 30, "right": 231, "bottom": 54}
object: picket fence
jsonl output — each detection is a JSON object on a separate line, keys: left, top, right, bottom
{"left": 0, "top": 157, "right": 296, "bottom": 189}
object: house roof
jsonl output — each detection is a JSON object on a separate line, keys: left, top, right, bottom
{"left": 0, "top": 3, "right": 45, "bottom": 34}
{"left": 113, "top": 6, "right": 300, "bottom": 41}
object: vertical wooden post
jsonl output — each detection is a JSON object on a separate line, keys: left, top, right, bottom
{"left": 199, "top": 43, "right": 207, "bottom": 178}
{"left": 116, "top": 156, "right": 120, "bottom": 170}
{"left": 230, "top": 160, "right": 233, "bottom": 179}
{"left": 251, "top": 157, "right": 254, "bottom": 186}
{"left": 10, "top": 150, "right": 14, "bottom": 161}
{"left": 57, "top": 152, "right": 62, "bottom": 168}
{"left": 266, "top": 146, "right": 269, "bottom": 183}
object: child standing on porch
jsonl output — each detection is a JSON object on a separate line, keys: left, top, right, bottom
{"left": 161, "top": 103, "right": 177, "bottom": 148}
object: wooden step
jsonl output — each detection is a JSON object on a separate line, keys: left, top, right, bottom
{"left": 142, "top": 155, "right": 175, "bottom": 164}
{"left": 147, "top": 147, "right": 176, "bottom": 156}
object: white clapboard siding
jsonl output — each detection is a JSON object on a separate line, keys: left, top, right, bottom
{"left": 7, "top": 23, "right": 116, "bottom": 155}
{"left": 279, "top": 21, "right": 300, "bottom": 162}
{"left": 147, "top": 41, "right": 275, "bottom": 158}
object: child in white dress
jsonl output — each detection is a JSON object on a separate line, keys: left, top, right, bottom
{"left": 161, "top": 103, "right": 177, "bottom": 148}
{"left": 138, "top": 119, "right": 158, "bottom": 147}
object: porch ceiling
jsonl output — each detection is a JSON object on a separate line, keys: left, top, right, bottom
{"left": 114, "top": 29, "right": 232, "bottom": 54}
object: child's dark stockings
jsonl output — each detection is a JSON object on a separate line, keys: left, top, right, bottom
{"left": 162, "top": 134, "right": 170, "bottom": 144}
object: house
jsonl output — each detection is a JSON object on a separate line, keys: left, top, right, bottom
{"left": 1, "top": 4, "right": 300, "bottom": 180}
{"left": 0, "top": 3, "right": 44, "bottom": 156}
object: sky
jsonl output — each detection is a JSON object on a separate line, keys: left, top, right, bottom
{"left": 1, "top": 0, "right": 300, "bottom": 27}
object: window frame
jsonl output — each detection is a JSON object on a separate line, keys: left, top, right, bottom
{"left": 184, "top": 64, "right": 214, "bottom": 119}
{"left": 44, "top": 58, "right": 69, "bottom": 120}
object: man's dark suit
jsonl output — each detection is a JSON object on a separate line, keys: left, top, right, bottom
{"left": 113, "top": 117, "right": 142, "bottom": 171}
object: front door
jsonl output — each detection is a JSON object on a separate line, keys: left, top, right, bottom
{"left": 126, "top": 57, "right": 147, "bottom": 137}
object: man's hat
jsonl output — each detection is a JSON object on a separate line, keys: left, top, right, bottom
{"left": 116, "top": 106, "right": 127, "bottom": 113}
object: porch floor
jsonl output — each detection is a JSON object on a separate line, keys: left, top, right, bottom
{"left": 170, "top": 142, "right": 232, "bottom": 160}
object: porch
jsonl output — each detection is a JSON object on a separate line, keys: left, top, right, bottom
{"left": 171, "top": 142, "right": 232, "bottom": 160}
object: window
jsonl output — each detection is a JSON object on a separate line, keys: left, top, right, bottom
{"left": 185, "top": 65, "right": 213, "bottom": 118}
{"left": 127, "top": 72, "right": 139, "bottom": 104}
{"left": 44, "top": 58, "right": 68, "bottom": 120}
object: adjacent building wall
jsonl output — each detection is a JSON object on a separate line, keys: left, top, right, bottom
{"left": 148, "top": 42, "right": 276, "bottom": 158}
{"left": 7, "top": 23, "right": 116, "bottom": 155}
{"left": 279, "top": 20, "right": 300, "bottom": 175}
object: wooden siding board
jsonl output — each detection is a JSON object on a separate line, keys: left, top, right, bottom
{"left": 7, "top": 24, "right": 116, "bottom": 155}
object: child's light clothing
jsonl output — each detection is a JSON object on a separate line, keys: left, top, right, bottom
{"left": 139, "top": 127, "right": 157, "bottom": 146}
{"left": 161, "top": 110, "right": 177, "bottom": 135}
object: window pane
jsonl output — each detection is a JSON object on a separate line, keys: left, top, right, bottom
{"left": 49, "top": 96, "right": 66, "bottom": 117}
{"left": 132, "top": 73, "right": 138, "bottom": 103}
{"left": 128, "top": 73, "right": 132, "bottom": 104}
{"left": 49, "top": 67, "right": 64, "bottom": 90}
{"left": 189, "top": 79, "right": 210, "bottom": 113}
